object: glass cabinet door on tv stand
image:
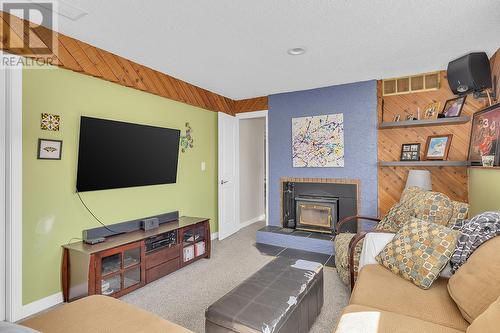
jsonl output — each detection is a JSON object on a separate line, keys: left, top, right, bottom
{"left": 95, "top": 241, "right": 145, "bottom": 298}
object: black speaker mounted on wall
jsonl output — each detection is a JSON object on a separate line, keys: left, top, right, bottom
{"left": 447, "top": 52, "right": 495, "bottom": 98}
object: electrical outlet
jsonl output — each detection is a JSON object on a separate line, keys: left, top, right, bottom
{"left": 201, "top": 161, "right": 206, "bottom": 171}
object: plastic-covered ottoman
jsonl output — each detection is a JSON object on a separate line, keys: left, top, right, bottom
{"left": 205, "top": 257, "right": 323, "bottom": 333}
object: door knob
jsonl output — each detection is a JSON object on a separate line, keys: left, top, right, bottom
{"left": 220, "top": 180, "right": 229, "bottom": 185}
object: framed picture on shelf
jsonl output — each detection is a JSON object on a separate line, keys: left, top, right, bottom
{"left": 468, "top": 103, "right": 500, "bottom": 166}
{"left": 423, "top": 102, "right": 441, "bottom": 119}
{"left": 424, "top": 135, "right": 452, "bottom": 160}
{"left": 441, "top": 96, "right": 466, "bottom": 118}
{"left": 37, "top": 139, "right": 63, "bottom": 160}
{"left": 393, "top": 114, "right": 401, "bottom": 122}
{"left": 400, "top": 143, "right": 420, "bottom": 161}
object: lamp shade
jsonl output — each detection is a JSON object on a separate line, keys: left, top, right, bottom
{"left": 405, "top": 170, "right": 432, "bottom": 191}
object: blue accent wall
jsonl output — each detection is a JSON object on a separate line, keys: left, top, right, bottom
{"left": 268, "top": 80, "right": 378, "bottom": 226}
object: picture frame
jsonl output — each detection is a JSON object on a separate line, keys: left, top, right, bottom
{"left": 441, "top": 96, "right": 466, "bottom": 118}
{"left": 468, "top": 103, "right": 500, "bottom": 166}
{"left": 400, "top": 143, "right": 420, "bottom": 161}
{"left": 424, "top": 135, "right": 452, "bottom": 160}
{"left": 37, "top": 139, "right": 63, "bottom": 160}
{"left": 423, "top": 102, "right": 441, "bottom": 119}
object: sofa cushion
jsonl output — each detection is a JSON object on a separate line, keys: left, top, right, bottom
{"left": 336, "top": 304, "right": 465, "bottom": 333}
{"left": 20, "top": 295, "right": 193, "bottom": 333}
{"left": 350, "top": 264, "right": 469, "bottom": 331}
{"left": 448, "top": 236, "right": 500, "bottom": 323}
{"left": 466, "top": 296, "right": 500, "bottom": 333}
{"left": 376, "top": 219, "right": 459, "bottom": 289}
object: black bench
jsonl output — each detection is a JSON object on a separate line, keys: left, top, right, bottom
{"left": 205, "top": 257, "right": 324, "bottom": 333}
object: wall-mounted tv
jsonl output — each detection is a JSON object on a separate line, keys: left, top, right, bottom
{"left": 76, "top": 116, "right": 180, "bottom": 192}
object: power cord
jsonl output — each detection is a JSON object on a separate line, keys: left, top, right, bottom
{"left": 76, "top": 190, "right": 120, "bottom": 235}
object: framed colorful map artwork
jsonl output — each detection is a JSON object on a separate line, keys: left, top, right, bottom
{"left": 292, "top": 113, "right": 344, "bottom": 167}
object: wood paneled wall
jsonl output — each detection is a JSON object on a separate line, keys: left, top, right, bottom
{"left": 0, "top": 11, "right": 266, "bottom": 115}
{"left": 378, "top": 50, "right": 500, "bottom": 216}
{"left": 234, "top": 97, "right": 269, "bottom": 113}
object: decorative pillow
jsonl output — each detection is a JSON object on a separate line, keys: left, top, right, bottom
{"left": 376, "top": 200, "right": 413, "bottom": 232}
{"left": 376, "top": 218, "right": 459, "bottom": 289}
{"left": 448, "top": 201, "right": 470, "bottom": 228}
{"left": 413, "top": 191, "right": 454, "bottom": 226}
{"left": 399, "top": 186, "right": 425, "bottom": 203}
{"left": 376, "top": 187, "right": 424, "bottom": 232}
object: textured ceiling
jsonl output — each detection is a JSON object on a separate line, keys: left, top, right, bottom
{"left": 46, "top": 1, "right": 500, "bottom": 99}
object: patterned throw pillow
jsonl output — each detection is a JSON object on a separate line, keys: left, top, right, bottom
{"left": 448, "top": 201, "right": 470, "bottom": 228}
{"left": 413, "top": 191, "right": 454, "bottom": 226}
{"left": 376, "top": 218, "right": 459, "bottom": 289}
{"left": 376, "top": 187, "right": 424, "bottom": 232}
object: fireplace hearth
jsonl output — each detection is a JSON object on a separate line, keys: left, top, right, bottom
{"left": 281, "top": 178, "right": 359, "bottom": 234}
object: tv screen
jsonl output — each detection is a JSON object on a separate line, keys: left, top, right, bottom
{"left": 76, "top": 116, "right": 180, "bottom": 192}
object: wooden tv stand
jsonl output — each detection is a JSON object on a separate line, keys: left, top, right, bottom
{"left": 61, "top": 216, "right": 210, "bottom": 302}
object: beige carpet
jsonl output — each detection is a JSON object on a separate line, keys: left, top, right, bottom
{"left": 122, "top": 221, "right": 349, "bottom": 333}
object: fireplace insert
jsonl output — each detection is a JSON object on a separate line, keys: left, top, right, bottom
{"left": 282, "top": 180, "right": 358, "bottom": 234}
{"left": 295, "top": 196, "right": 338, "bottom": 233}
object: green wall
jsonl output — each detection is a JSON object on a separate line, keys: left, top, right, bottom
{"left": 22, "top": 67, "right": 218, "bottom": 304}
{"left": 469, "top": 168, "right": 500, "bottom": 216}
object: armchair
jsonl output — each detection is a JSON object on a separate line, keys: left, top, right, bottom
{"left": 334, "top": 215, "right": 381, "bottom": 287}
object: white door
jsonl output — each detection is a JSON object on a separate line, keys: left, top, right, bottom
{"left": 218, "top": 112, "right": 239, "bottom": 240}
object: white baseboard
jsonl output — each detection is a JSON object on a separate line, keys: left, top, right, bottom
{"left": 240, "top": 214, "right": 265, "bottom": 228}
{"left": 21, "top": 292, "right": 63, "bottom": 319}
{"left": 211, "top": 232, "right": 219, "bottom": 240}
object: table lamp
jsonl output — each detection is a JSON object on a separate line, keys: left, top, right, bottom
{"left": 405, "top": 170, "right": 432, "bottom": 191}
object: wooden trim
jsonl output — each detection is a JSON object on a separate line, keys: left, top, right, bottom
{"left": 279, "top": 177, "right": 361, "bottom": 227}
{"left": 0, "top": 11, "right": 266, "bottom": 115}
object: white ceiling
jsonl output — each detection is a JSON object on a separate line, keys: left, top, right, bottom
{"left": 50, "top": 1, "right": 500, "bottom": 99}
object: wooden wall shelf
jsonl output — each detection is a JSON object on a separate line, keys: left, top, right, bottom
{"left": 469, "top": 166, "right": 500, "bottom": 170}
{"left": 379, "top": 161, "right": 469, "bottom": 167}
{"left": 379, "top": 116, "right": 470, "bottom": 129}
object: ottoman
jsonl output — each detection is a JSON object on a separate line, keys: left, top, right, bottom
{"left": 205, "top": 257, "right": 324, "bottom": 333}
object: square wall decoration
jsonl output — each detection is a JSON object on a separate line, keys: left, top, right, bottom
{"left": 38, "top": 139, "right": 62, "bottom": 160}
{"left": 41, "top": 113, "right": 60, "bottom": 131}
{"left": 292, "top": 113, "right": 344, "bottom": 167}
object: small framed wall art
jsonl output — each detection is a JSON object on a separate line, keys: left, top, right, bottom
{"left": 38, "top": 139, "right": 63, "bottom": 160}
{"left": 424, "top": 135, "right": 452, "bottom": 160}
{"left": 423, "top": 102, "right": 441, "bottom": 119}
{"left": 400, "top": 143, "right": 421, "bottom": 161}
{"left": 441, "top": 96, "right": 466, "bottom": 118}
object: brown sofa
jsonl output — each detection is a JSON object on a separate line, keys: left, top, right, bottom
{"left": 334, "top": 236, "right": 500, "bottom": 332}
{"left": 20, "top": 295, "right": 193, "bottom": 333}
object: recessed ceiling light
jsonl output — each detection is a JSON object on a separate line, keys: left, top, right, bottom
{"left": 287, "top": 47, "right": 306, "bottom": 56}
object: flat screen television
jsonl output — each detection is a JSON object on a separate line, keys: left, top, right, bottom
{"left": 76, "top": 116, "right": 180, "bottom": 192}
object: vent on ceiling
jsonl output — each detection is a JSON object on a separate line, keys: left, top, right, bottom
{"left": 383, "top": 72, "right": 440, "bottom": 96}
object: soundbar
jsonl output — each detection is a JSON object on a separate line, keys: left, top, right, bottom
{"left": 83, "top": 211, "right": 179, "bottom": 244}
